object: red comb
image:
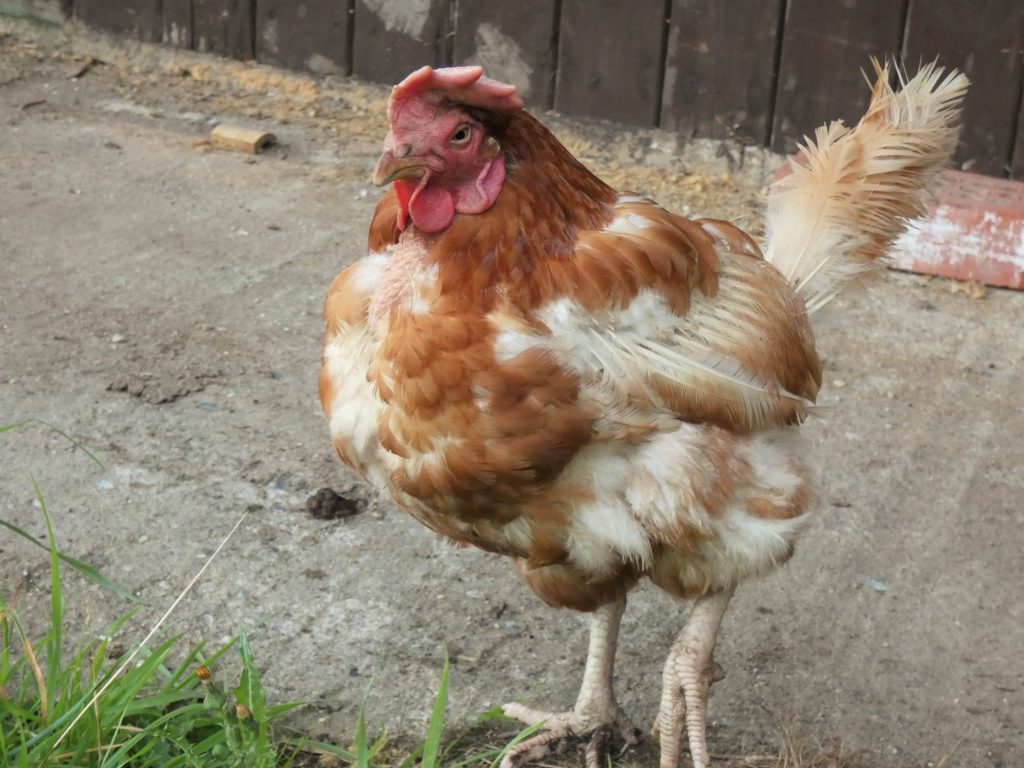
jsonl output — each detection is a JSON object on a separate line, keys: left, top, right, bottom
{"left": 388, "top": 66, "right": 524, "bottom": 121}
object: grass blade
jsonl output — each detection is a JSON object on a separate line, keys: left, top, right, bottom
{"left": 0, "top": 518, "right": 140, "bottom": 604}
{"left": 11, "top": 613, "right": 47, "bottom": 722}
{"left": 286, "top": 737, "right": 356, "bottom": 762}
{"left": 35, "top": 478, "right": 63, "bottom": 720}
{"left": 1, "top": 419, "right": 105, "bottom": 470}
{"left": 356, "top": 708, "right": 369, "bottom": 768}
{"left": 235, "top": 629, "right": 269, "bottom": 748}
{"left": 421, "top": 659, "right": 450, "bottom": 768}
{"left": 487, "top": 719, "right": 547, "bottom": 768}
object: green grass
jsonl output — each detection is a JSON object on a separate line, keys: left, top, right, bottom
{"left": 0, "top": 536, "right": 536, "bottom": 768}
{"left": 295, "top": 662, "right": 544, "bottom": 768}
{"left": 2, "top": 421, "right": 537, "bottom": 767}
{"left": 1, "top": 491, "right": 304, "bottom": 767}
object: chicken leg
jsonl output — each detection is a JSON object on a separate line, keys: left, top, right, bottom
{"left": 653, "top": 586, "right": 735, "bottom": 768}
{"left": 501, "top": 598, "right": 641, "bottom": 768}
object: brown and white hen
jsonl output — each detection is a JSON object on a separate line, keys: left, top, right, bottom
{"left": 319, "top": 63, "right": 967, "bottom": 768}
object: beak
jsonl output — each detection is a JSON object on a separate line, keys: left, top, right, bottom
{"left": 372, "top": 150, "right": 427, "bottom": 186}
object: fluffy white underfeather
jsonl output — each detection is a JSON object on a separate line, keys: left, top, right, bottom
{"left": 607, "top": 213, "right": 656, "bottom": 233}
{"left": 552, "top": 424, "right": 815, "bottom": 587}
{"left": 325, "top": 325, "right": 388, "bottom": 489}
{"left": 350, "top": 251, "right": 390, "bottom": 295}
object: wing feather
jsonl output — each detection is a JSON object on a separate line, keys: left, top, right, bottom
{"left": 496, "top": 200, "right": 821, "bottom": 435}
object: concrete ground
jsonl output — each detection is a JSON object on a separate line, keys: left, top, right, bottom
{"left": 1, "top": 18, "right": 1022, "bottom": 768}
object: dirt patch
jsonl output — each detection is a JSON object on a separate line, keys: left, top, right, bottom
{"left": 1, "top": 17, "right": 1022, "bottom": 768}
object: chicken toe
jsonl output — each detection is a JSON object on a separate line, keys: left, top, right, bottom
{"left": 501, "top": 702, "right": 639, "bottom": 768}
{"left": 653, "top": 587, "right": 734, "bottom": 768}
{"left": 500, "top": 599, "right": 640, "bottom": 768}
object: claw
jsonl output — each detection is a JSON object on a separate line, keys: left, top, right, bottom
{"left": 616, "top": 709, "right": 643, "bottom": 749}
{"left": 584, "top": 724, "right": 612, "bottom": 768}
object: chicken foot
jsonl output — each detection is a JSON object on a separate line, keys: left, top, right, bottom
{"left": 500, "top": 598, "right": 641, "bottom": 768}
{"left": 653, "top": 586, "right": 735, "bottom": 768}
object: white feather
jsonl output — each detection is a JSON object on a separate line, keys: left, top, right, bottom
{"left": 763, "top": 61, "right": 968, "bottom": 312}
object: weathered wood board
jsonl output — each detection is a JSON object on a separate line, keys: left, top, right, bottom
{"left": 256, "top": 0, "right": 351, "bottom": 75}
{"left": 555, "top": 0, "right": 668, "bottom": 127}
{"left": 452, "top": 0, "right": 558, "bottom": 108}
{"left": 903, "top": 0, "right": 1024, "bottom": 177}
{"left": 661, "top": 0, "right": 782, "bottom": 144}
{"left": 352, "top": 0, "right": 449, "bottom": 85}
{"left": 772, "top": 0, "right": 905, "bottom": 153}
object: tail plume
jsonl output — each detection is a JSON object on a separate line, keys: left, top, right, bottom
{"left": 763, "top": 61, "right": 969, "bottom": 313}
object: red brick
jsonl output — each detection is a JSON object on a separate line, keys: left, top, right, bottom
{"left": 889, "top": 171, "right": 1024, "bottom": 290}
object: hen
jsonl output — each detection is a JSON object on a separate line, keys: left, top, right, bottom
{"left": 319, "top": 63, "right": 967, "bottom": 768}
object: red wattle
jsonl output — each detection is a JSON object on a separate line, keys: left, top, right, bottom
{"left": 409, "top": 180, "right": 456, "bottom": 233}
{"left": 392, "top": 155, "right": 506, "bottom": 233}
{"left": 392, "top": 179, "right": 415, "bottom": 231}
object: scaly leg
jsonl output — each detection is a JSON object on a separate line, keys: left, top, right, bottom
{"left": 653, "top": 586, "right": 735, "bottom": 768}
{"left": 501, "top": 598, "right": 641, "bottom": 768}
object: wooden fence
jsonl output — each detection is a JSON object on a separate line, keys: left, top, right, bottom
{"left": 10, "top": 0, "right": 1024, "bottom": 177}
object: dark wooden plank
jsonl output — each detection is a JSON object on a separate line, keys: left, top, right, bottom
{"left": 352, "top": 0, "right": 449, "bottom": 85}
{"left": 452, "top": 0, "right": 558, "bottom": 108}
{"left": 661, "top": 0, "right": 782, "bottom": 144}
{"left": 1013, "top": 77, "right": 1024, "bottom": 179}
{"left": 75, "top": 0, "right": 160, "bottom": 41}
{"left": 903, "top": 0, "right": 1024, "bottom": 177}
{"left": 771, "top": 0, "right": 906, "bottom": 153}
{"left": 256, "top": 0, "right": 351, "bottom": 75}
{"left": 163, "top": 0, "right": 192, "bottom": 48}
{"left": 555, "top": 0, "right": 668, "bottom": 127}
{"left": 193, "top": 0, "right": 255, "bottom": 60}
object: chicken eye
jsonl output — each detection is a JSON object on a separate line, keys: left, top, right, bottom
{"left": 450, "top": 124, "right": 473, "bottom": 146}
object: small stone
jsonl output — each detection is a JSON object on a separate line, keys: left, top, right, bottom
{"left": 110, "top": 333, "right": 126, "bottom": 343}
{"left": 832, "top": 378, "right": 847, "bottom": 388}
{"left": 96, "top": 478, "right": 114, "bottom": 491}
{"left": 862, "top": 578, "right": 890, "bottom": 593}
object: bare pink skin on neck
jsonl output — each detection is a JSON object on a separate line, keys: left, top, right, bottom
{"left": 368, "top": 232, "right": 431, "bottom": 325}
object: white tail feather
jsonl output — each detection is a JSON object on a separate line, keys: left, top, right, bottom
{"left": 763, "top": 61, "right": 969, "bottom": 312}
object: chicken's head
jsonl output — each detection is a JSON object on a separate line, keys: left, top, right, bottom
{"left": 373, "top": 66, "right": 523, "bottom": 234}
